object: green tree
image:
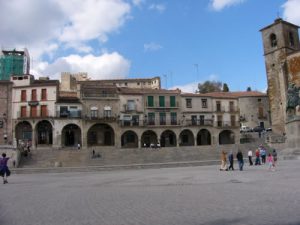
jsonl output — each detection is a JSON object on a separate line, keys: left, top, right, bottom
{"left": 222, "top": 83, "right": 229, "bottom": 92}
{"left": 246, "top": 87, "right": 252, "bottom": 91}
{"left": 197, "top": 81, "right": 222, "bottom": 93}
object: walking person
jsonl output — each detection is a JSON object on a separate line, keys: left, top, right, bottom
{"left": 248, "top": 149, "right": 253, "bottom": 166}
{"left": 255, "top": 148, "right": 261, "bottom": 165}
{"left": 236, "top": 150, "right": 244, "bottom": 171}
{"left": 220, "top": 151, "right": 228, "bottom": 171}
{"left": 272, "top": 149, "right": 278, "bottom": 167}
{"left": 228, "top": 151, "right": 234, "bottom": 170}
{"left": 260, "top": 146, "right": 266, "bottom": 164}
{"left": 267, "top": 153, "right": 275, "bottom": 171}
{"left": 77, "top": 143, "right": 81, "bottom": 150}
{"left": 0, "top": 153, "right": 11, "bottom": 184}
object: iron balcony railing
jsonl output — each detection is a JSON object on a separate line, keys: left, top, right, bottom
{"left": 185, "top": 119, "right": 213, "bottom": 126}
{"left": 17, "top": 110, "right": 51, "bottom": 118}
{"left": 56, "top": 110, "right": 82, "bottom": 118}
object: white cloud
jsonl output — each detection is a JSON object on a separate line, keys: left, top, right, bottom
{"left": 32, "top": 52, "right": 131, "bottom": 80}
{"left": 0, "top": 0, "right": 132, "bottom": 58}
{"left": 132, "top": 0, "right": 145, "bottom": 7}
{"left": 282, "top": 0, "right": 300, "bottom": 25}
{"left": 144, "top": 42, "right": 163, "bottom": 52}
{"left": 210, "top": 0, "right": 246, "bottom": 11}
{"left": 149, "top": 3, "right": 166, "bottom": 13}
{"left": 171, "top": 81, "right": 200, "bottom": 93}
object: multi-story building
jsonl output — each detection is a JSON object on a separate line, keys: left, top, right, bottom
{"left": 0, "top": 48, "right": 30, "bottom": 80}
{"left": 11, "top": 75, "right": 59, "bottom": 148}
{"left": 0, "top": 81, "right": 13, "bottom": 145}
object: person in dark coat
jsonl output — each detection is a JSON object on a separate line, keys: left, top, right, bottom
{"left": 236, "top": 150, "right": 244, "bottom": 171}
{"left": 228, "top": 151, "right": 234, "bottom": 170}
{"left": 0, "top": 153, "right": 11, "bottom": 184}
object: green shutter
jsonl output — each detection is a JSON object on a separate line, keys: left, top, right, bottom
{"left": 159, "top": 96, "right": 165, "bottom": 107}
{"left": 148, "top": 96, "right": 154, "bottom": 107}
{"left": 170, "top": 96, "right": 176, "bottom": 107}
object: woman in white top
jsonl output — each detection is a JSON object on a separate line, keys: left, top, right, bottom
{"left": 248, "top": 150, "right": 253, "bottom": 166}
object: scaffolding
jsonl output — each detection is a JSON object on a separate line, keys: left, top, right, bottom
{"left": 0, "top": 48, "right": 30, "bottom": 80}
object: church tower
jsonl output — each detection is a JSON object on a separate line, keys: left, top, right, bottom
{"left": 260, "top": 18, "right": 300, "bottom": 134}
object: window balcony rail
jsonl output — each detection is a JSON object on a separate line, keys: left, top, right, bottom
{"left": 146, "top": 101, "right": 180, "bottom": 108}
{"left": 82, "top": 93, "right": 118, "bottom": 99}
{"left": 122, "top": 104, "right": 137, "bottom": 112}
{"left": 56, "top": 110, "right": 82, "bottom": 118}
{"left": 119, "top": 120, "right": 140, "bottom": 127}
{"left": 142, "top": 119, "right": 179, "bottom": 126}
{"left": 228, "top": 106, "right": 239, "bottom": 113}
{"left": 17, "top": 110, "right": 51, "bottom": 118}
{"left": 185, "top": 119, "right": 213, "bottom": 126}
{"left": 215, "top": 106, "right": 226, "bottom": 113}
{"left": 84, "top": 115, "right": 117, "bottom": 121}
{"left": 215, "top": 121, "right": 240, "bottom": 128}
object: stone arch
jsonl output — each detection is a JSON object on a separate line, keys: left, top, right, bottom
{"left": 197, "top": 129, "right": 211, "bottom": 145}
{"left": 35, "top": 120, "right": 53, "bottom": 145}
{"left": 219, "top": 130, "right": 235, "bottom": 145}
{"left": 15, "top": 121, "right": 32, "bottom": 146}
{"left": 179, "top": 129, "right": 194, "bottom": 146}
{"left": 87, "top": 123, "right": 115, "bottom": 146}
{"left": 121, "top": 130, "right": 138, "bottom": 148}
{"left": 61, "top": 124, "right": 82, "bottom": 147}
{"left": 160, "top": 130, "right": 177, "bottom": 147}
{"left": 141, "top": 130, "right": 158, "bottom": 147}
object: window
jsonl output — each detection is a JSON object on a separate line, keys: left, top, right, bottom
{"left": 160, "top": 112, "right": 166, "bottom": 125}
{"left": 41, "top": 89, "right": 47, "bottom": 100}
{"left": 132, "top": 115, "right": 139, "bottom": 126}
{"left": 21, "top": 90, "right": 27, "bottom": 102}
{"left": 41, "top": 105, "right": 48, "bottom": 117}
{"left": 258, "top": 98, "right": 261, "bottom": 102}
{"left": 217, "top": 115, "right": 222, "bottom": 127}
{"left": 171, "top": 112, "right": 177, "bottom": 125}
{"left": 21, "top": 106, "right": 27, "bottom": 118}
{"left": 191, "top": 115, "right": 197, "bottom": 125}
{"left": 127, "top": 100, "right": 135, "bottom": 111}
{"left": 216, "top": 101, "right": 221, "bottom": 112}
{"left": 148, "top": 113, "right": 155, "bottom": 125}
{"left": 170, "top": 96, "right": 176, "bottom": 107}
{"left": 104, "top": 108, "right": 112, "bottom": 118}
{"left": 270, "top": 33, "right": 277, "bottom": 47}
{"left": 148, "top": 96, "right": 154, "bottom": 107}
{"left": 258, "top": 106, "right": 264, "bottom": 118}
{"left": 123, "top": 115, "right": 131, "bottom": 126}
{"left": 30, "top": 106, "right": 37, "bottom": 117}
{"left": 231, "top": 115, "right": 236, "bottom": 127}
{"left": 60, "top": 106, "right": 69, "bottom": 117}
{"left": 289, "top": 32, "right": 295, "bottom": 47}
{"left": 200, "top": 115, "right": 205, "bottom": 125}
{"left": 159, "top": 96, "right": 165, "bottom": 107}
{"left": 125, "top": 82, "right": 128, "bottom": 86}
{"left": 90, "top": 110, "right": 98, "bottom": 118}
{"left": 186, "top": 98, "right": 192, "bottom": 108}
{"left": 229, "top": 101, "right": 234, "bottom": 112}
{"left": 31, "top": 89, "right": 37, "bottom": 101}
{"left": 202, "top": 99, "right": 207, "bottom": 108}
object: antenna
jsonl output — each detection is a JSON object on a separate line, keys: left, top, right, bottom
{"left": 163, "top": 74, "right": 168, "bottom": 89}
{"left": 194, "top": 64, "right": 199, "bottom": 81}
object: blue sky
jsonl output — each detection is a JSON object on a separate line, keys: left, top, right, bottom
{"left": 1, "top": 0, "right": 300, "bottom": 93}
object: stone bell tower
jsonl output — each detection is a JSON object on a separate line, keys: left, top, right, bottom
{"left": 260, "top": 18, "right": 300, "bottom": 134}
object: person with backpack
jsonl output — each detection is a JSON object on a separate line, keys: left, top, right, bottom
{"left": 0, "top": 153, "right": 11, "bottom": 184}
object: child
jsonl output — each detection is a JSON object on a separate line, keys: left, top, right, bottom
{"left": 267, "top": 153, "right": 274, "bottom": 171}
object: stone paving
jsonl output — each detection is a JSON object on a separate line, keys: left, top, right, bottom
{"left": 1, "top": 160, "right": 300, "bottom": 225}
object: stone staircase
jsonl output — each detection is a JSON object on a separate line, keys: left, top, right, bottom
{"left": 15, "top": 138, "right": 274, "bottom": 173}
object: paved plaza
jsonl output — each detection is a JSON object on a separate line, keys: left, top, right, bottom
{"left": 1, "top": 160, "right": 300, "bottom": 225}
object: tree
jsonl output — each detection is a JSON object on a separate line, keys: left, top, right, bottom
{"left": 223, "top": 83, "right": 229, "bottom": 92}
{"left": 197, "top": 81, "right": 222, "bottom": 93}
{"left": 246, "top": 87, "right": 252, "bottom": 92}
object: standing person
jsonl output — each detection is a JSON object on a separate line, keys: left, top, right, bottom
{"left": 220, "top": 151, "right": 228, "bottom": 171}
{"left": 77, "top": 143, "right": 81, "bottom": 150}
{"left": 236, "top": 150, "right": 244, "bottom": 171}
{"left": 261, "top": 147, "right": 266, "bottom": 164}
{"left": 248, "top": 149, "right": 253, "bottom": 166}
{"left": 267, "top": 153, "right": 275, "bottom": 171}
{"left": 272, "top": 149, "right": 278, "bottom": 167}
{"left": 255, "top": 148, "right": 261, "bottom": 165}
{"left": 228, "top": 151, "right": 234, "bottom": 171}
{"left": 0, "top": 153, "right": 11, "bottom": 184}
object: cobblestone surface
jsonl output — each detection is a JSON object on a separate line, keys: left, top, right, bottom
{"left": 1, "top": 160, "right": 300, "bottom": 225}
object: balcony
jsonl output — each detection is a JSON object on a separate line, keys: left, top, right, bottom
{"left": 84, "top": 115, "right": 117, "bottom": 122}
{"left": 142, "top": 119, "right": 179, "bottom": 126}
{"left": 185, "top": 119, "right": 213, "bottom": 126}
{"left": 56, "top": 110, "right": 82, "bottom": 118}
{"left": 228, "top": 106, "right": 239, "bottom": 113}
{"left": 215, "top": 121, "right": 239, "bottom": 128}
{"left": 17, "top": 110, "right": 51, "bottom": 119}
{"left": 146, "top": 101, "right": 179, "bottom": 108}
{"left": 122, "top": 104, "right": 137, "bottom": 112}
